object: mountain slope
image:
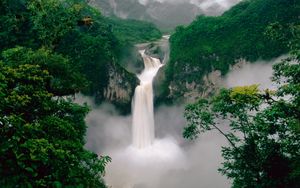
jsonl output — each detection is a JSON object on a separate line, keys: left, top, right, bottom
{"left": 89, "top": 0, "right": 241, "bottom": 30}
{"left": 0, "top": 0, "right": 162, "bottom": 113}
{"left": 104, "top": 17, "right": 162, "bottom": 43}
{"left": 162, "top": 0, "right": 299, "bottom": 101}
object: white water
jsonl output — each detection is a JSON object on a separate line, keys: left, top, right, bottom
{"left": 80, "top": 36, "right": 232, "bottom": 187}
{"left": 132, "top": 50, "right": 163, "bottom": 148}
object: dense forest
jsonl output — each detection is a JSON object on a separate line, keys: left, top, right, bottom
{"left": 0, "top": 0, "right": 161, "bottom": 102}
{"left": 184, "top": 22, "right": 300, "bottom": 187}
{"left": 1, "top": 0, "right": 300, "bottom": 187}
{"left": 180, "top": 1, "right": 300, "bottom": 186}
{"left": 0, "top": 0, "right": 160, "bottom": 186}
{"left": 163, "top": 0, "right": 299, "bottom": 100}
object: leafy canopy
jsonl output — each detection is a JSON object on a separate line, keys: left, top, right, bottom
{"left": 184, "top": 20, "right": 300, "bottom": 187}
{"left": 0, "top": 61, "right": 111, "bottom": 187}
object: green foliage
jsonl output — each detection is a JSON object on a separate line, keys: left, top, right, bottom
{"left": 27, "top": 0, "right": 79, "bottom": 47}
{"left": 2, "top": 47, "right": 87, "bottom": 96}
{"left": 105, "top": 17, "right": 162, "bottom": 44}
{"left": 0, "top": 0, "right": 153, "bottom": 186}
{"left": 0, "top": 62, "right": 110, "bottom": 187}
{"left": 0, "top": 0, "right": 161, "bottom": 185}
{"left": 0, "top": 0, "right": 160, "bottom": 104}
{"left": 184, "top": 20, "right": 300, "bottom": 187}
{"left": 164, "top": 0, "right": 299, "bottom": 99}
{"left": 184, "top": 66, "right": 300, "bottom": 187}
{"left": 230, "top": 85, "right": 261, "bottom": 107}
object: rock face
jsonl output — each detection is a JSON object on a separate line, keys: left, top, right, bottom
{"left": 109, "top": 37, "right": 248, "bottom": 106}
{"left": 168, "top": 69, "right": 222, "bottom": 103}
{"left": 167, "top": 59, "right": 248, "bottom": 103}
{"left": 136, "top": 36, "right": 170, "bottom": 100}
{"left": 99, "top": 38, "right": 249, "bottom": 107}
{"left": 97, "top": 36, "right": 251, "bottom": 108}
{"left": 97, "top": 35, "right": 169, "bottom": 112}
{"left": 103, "top": 62, "right": 138, "bottom": 111}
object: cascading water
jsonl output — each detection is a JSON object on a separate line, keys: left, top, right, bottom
{"left": 104, "top": 37, "right": 186, "bottom": 188}
{"left": 132, "top": 50, "right": 163, "bottom": 149}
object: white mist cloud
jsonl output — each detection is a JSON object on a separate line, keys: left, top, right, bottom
{"left": 139, "top": 0, "right": 186, "bottom": 5}
{"left": 74, "top": 55, "right": 286, "bottom": 188}
{"left": 190, "top": 0, "right": 240, "bottom": 9}
{"left": 75, "top": 95, "right": 230, "bottom": 188}
{"left": 138, "top": 0, "right": 241, "bottom": 15}
{"left": 223, "top": 56, "right": 287, "bottom": 90}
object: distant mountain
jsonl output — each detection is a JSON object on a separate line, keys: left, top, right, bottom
{"left": 89, "top": 0, "right": 240, "bottom": 30}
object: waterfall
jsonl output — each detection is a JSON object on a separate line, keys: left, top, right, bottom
{"left": 132, "top": 50, "right": 163, "bottom": 149}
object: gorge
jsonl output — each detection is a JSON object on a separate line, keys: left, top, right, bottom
{"left": 1, "top": 0, "right": 299, "bottom": 187}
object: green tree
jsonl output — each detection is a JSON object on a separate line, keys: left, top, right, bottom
{"left": 0, "top": 61, "right": 110, "bottom": 187}
{"left": 27, "top": 0, "right": 81, "bottom": 48}
{"left": 0, "top": 0, "right": 159, "bottom": 106}
{"left": 184, "top": 22, "right": 300, "bottom": 188}
{"left": 2, "top": 47, "right": 87, "bottom": 96}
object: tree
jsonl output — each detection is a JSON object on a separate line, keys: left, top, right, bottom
{"left": 2, "top": 47, "right": 87, "bottom": 96}
{"left": 0, "top": 52, "right": 110, "bottom": 187}
{"left": 0, "top": 0, "right": 114, "bottom": 185}
{"left": 183, "top": 23, "right": 300, "bottom": 188}
{"left": 27, "top": 0, "right": 80, "bottom": 48}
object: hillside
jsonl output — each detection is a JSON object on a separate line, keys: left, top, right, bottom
{"left": 104, "top": 17, "right": 162, "bottom": 43}
{"left": 162, "top": 0, "right": 299, "bottom": 101}
{"left": 0, "top": 0, "right": 163, "bottom": 186}
{"left": 0, "top": 0, "right": 162, "bottom": 111}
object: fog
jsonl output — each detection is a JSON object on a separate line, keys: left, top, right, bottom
{"left": 138, "top": 0, "right": 241, "bottom": 15}
{"left": 190, "top": 0, "right": 241, "bottom": 9}
{"left": 92, "top": 0, "right": 242, "bottom": 30}
{"left": 224, "top": 56, "right": 286, "bottom": 90}
{"left": 139, "top": 0, "right": 240, "bottom": 7}
{"left": 75, "top": 95, "right": 230, "bottom": 188}
{"left": 75, "top": 56, "right": 284, "bottom": 188}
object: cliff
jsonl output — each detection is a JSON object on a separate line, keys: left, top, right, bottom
{"left": 102, "top": 61, "right": 138, "bottom": 113}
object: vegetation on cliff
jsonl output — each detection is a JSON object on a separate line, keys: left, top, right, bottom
{"left": 163, "top": 0, "right": 299, "bottom": 100}
{"left": 184, "top": 18, "right": 300, "bottom": 188}
{"left": 105, "top": 17, "right": 162, "bottom": 44}
{"left": 0, "top": 0, "right": 161, "bottom": 186}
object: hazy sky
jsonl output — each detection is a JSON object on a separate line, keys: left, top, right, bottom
{"left": 138, "top": 0, "right": 241, "bottom": 16}
{"left": 138, "top": 0, "right": 241, "bottom": 9}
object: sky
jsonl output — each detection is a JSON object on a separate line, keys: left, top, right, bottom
{"left": 138, "top": 0, "right": 241, "bottom": 9}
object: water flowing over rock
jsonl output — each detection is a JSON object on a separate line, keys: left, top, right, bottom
{"left": 132, "top": 50, "right": 163, "bottom": 148}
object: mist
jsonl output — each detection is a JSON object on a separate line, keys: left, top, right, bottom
{"left": 138, "top": 0, "right": 241, "bottom": 15}
{"left": 91, "top": 0, "right": 242, "bottom": 30}
{"left": 223, "top": 56, "right": 286, "bottom": 90}
{"left": 75, "top": 56, "right": 285, "bottom": 188}
{"left": 139, "top": 0, "right": 240, "bottom": 7}
{"left": 75, "top": 95, "right": 230, "bottom": 188}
